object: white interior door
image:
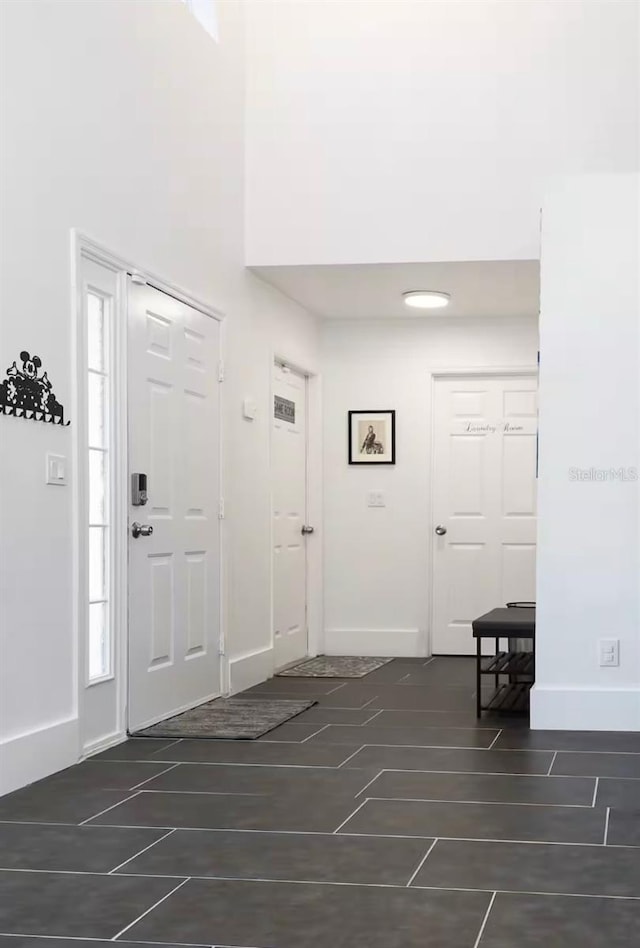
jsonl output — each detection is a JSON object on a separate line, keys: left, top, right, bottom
{"left": 431, "top": 375, "right": 538, "bottom": 655}
{"left": 272, "top": 362, "right": 309, "bottom": 669}
{"left": 128, "top": 281, "right": 221, "bottom": 731}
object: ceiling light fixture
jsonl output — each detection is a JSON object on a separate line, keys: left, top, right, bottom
{"left": 402, "top": 290, "right": 450, "bottom": 310}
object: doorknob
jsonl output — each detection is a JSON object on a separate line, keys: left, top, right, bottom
{"left": 435, "top": 525, "right": 447, "bottom": 536}
{"left": 131, "top": 521, "right": 153, "bottom": 538}
{"left": 301, "top": 525, "right": 315, "bottom": 536}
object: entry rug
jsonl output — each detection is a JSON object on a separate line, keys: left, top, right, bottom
{"left": 278, "top": 655, "right": 393, "bottom": 679}
{"left": 132, "top": 697, "right": 317, "bottom": 741}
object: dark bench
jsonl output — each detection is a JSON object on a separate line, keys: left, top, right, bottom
{"left": 472, "top": 605, "right": 535, "bottom": 718}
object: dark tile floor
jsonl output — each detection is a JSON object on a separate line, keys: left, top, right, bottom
{"left": 1, "top": 656, "right": 639, "bottom": 946}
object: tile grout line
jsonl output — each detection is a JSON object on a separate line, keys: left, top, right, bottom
{"left": 78, "top": 790, "right": 143, "bottom": 826}
{"left": 130, "top": 762, "right": 182, "bottom": 790}
{"left": 300, "top": 724, "right": 332, "bottom": 743}
{"left": 0, "top": 936, "right": 208, "bottom": 947}
{"left": 361, "top": 709, "right": 385, "bottom": 725}
{"left": 9, "top": 865, "right": 640, "bottom": 893}
{"left": 472, "top": 891, "right": 497, "bottom": 948}
{"left": 345, "top": 766, "right": 607, "bottom": 778}
{"left": 1, "top": 827, "right": 634, "bottom": 847}
{"left": 592, "top": 777, "right": 599, "bottom": 808}
{"left": 143, "top": 738, "right": 183, "bottom": 758}
{"left": 0, "top": 937, "right": 109, "bottom": 944}
{"left": 337, "top": 745, "right": 366, "bottom": 768}
{"left": 487, "top": 729, "right": 503, "bottom": 750}
{"left": 108, "top": 827, "right": 178, "bottom": 874}
{"left": 332, "top": 797, "right": 370, "bottom": 834}
{"left": 323, "top": 722, "right": 500, "bottom": 732}
{"left": 0, "top": 761, "right": 605, "bottom": 791}
{"left": 354, "top": 696, "right": 380, "bottom": 710}
{"left": 96, "top": 761, "right": 348, "bottom": 771}
{"left": 111, "top": 738, "right": 640, "bottom": 755}
{"left": 139, "top": 789, "right": 269, "bottom": 798}
{"left": 9, "top": 869, "right": 633, "bottom": 902}
{"left": 414, "top": 885, "right": 640, "bottom": 902}
{"left": 0, "top": 867, "right": 187, "bottom": 879}
{"left": 266, "top": 741, "right": 550, "bottom": 751}
{"left": 111, "top": 876, "right": 191, "bottom": 941}
{"left": 546, "top": 751, "right": 558, "bottom": 776}
{"left": 326, "top": 683, "right": 348, "bottom": 695}
{"left": 145, "top": 873, "right": 422, "bottom": 890}
{"left": 354, "top": 769, "right": 385, "bottom": 798}
{"left": 157, "top": 738, "right": 185, "bottom": 750}
{"left": 118, "top": 740, "right": 640, "bottom": 756}
{"left": 604, "top": 806, "right": 611, "bottom": 845}
{"left": 405, "top": 838, "right": 438, "bottom": 887}
{"left": 365, "top": 795, "right": 594, "bottom": 809}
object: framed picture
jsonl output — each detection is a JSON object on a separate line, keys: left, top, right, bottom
{"left": 348, "top": 410, "right": 396, "bottom": 465}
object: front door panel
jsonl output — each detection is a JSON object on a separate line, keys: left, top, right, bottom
{"left": 128, "top": 282, "right": 221, "bottom": 731}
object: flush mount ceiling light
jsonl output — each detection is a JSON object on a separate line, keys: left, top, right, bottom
{"left": 402, "top": 290, "right": 450, "bottom": 310}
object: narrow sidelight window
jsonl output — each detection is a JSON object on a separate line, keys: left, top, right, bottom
{"left": 86, "top": 290, "right": 112, "bottom": 681}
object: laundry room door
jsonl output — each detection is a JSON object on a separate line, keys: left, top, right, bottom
{"left": 128, "top": 280, "right": 221, "bottom": 731}
{"left": 272, "top": 362, "right": 310, "bottom": 670}
{"left": 431, "top": 375, "right": 538, "bottom": 655}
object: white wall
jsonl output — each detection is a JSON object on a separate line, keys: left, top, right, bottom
{"left": 531, "top": 174, "right": 640, "bottom": 731}
{"left": 322, "top": 317, "right": 539, "bottom": 656}
{"left": 0, "top": 0, "right": 319, "bottom": 794}
{"left": 245, "top": 0, "right": 639, "bottom": 267}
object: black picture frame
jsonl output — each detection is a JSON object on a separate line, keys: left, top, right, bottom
{"left": 348, "top": 410, "right": 396, "bottom": 465}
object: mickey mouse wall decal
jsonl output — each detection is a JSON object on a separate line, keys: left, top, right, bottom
{"left": 0, "top": 350, "right": 70, "bottom": 426}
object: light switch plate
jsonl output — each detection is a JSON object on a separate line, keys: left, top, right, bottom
{"left": 46, "top": 453, "right": 67, "bottom": 486}
{"left": 599, "top": 638, "right": 619, "bottom": 667}
{"left": 367, "top": 490, "right": 385, "bottom": 508}
{"left": 242, "top": 397, "right": 257, "bottom": 420}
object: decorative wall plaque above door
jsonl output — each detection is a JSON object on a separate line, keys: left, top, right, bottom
{"left": 0, "top": 350, "right": 70, "bottom": 425}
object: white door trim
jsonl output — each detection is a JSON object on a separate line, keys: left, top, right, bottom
{"left": 72, "top": 231, "right": 226, "bottom": 756}
{"left": 270, "top": 352, "right": 323, "bottom": 669}
{"left": 426, "top": 366, "right": 538, "bottom": 657}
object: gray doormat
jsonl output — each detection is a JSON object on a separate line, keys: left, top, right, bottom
{"left": 278, "top": 655, "right": 393, "bottom": 678}
{"left": 131, "top": 697, "right": 317, "bottom": 741}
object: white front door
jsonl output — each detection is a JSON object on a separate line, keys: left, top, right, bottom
{"left": 128, "top": 281, "right": 221, "bottom": 731}
{"left": 272, "top": 362, "right": 309, "bottom": 669}
{"left": 431, "top": 375, "right": 538, "bottom": 655}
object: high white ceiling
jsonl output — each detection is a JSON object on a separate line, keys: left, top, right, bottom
{"left": 251, "top": 260, "right": 540, "bottom": 321}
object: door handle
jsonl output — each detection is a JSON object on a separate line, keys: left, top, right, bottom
{"left": 301, "top": 525, "right": 315, "bottom": 536}
{"left": 132, "top": 521, "right": 154, "bottom": 539}
{"left": 435, "top": 525, "right": 447, "bottom": 536}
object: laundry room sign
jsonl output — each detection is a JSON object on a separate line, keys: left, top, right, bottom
{"left": 455, "top": 420, "right": 536, "bottom": 435}
{"left": 274, "top": 394, "right": 296, "bottom": 424}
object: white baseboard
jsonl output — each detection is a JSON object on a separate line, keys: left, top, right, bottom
{"left": 0, "top": 716, "right": 79, "bottom": 796}
{"left": 228, "top": 646, "right": 274, "bottom": 694}
{"left": 531, "top": 684, "right": 640, "bottom": 731}
{"left": 323, "top": 628, "right": 425, "bottom": 658}
{"left": 82, "top": 729, "right": 127, "bottom": 760}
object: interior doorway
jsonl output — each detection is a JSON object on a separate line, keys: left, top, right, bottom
{"left": 127, "top": 280, "right": 222, "bottom": 731}
{"left": 430, "top": 372, "right": 538, "bottom": 656}
{"left": 272, "top": 360, "right": 311, "bottom": 670}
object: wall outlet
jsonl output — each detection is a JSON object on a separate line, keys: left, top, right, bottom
{"left": 599, "top": 638, "right": 619, "bottom": 667}
{"left": 367, "top": 490, "right": 386, "bottom": 508}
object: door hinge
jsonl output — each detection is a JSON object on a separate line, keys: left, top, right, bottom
{"left": 218, "top": 360, "right": 225, "bottom": 382}
{"left": 218, "top": 497, "right": 225, "bottom": 520}
{"left": 218, "top": 639, "right": 226, "bottom": 657}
